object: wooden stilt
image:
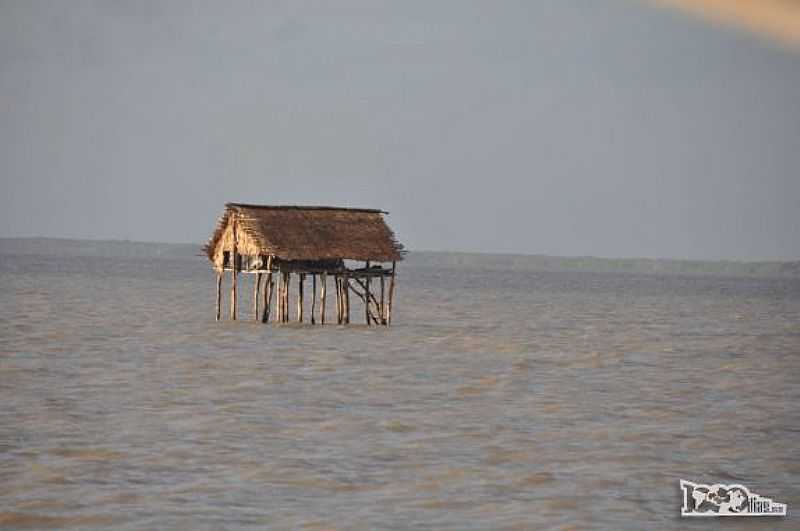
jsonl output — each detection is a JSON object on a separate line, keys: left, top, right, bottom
{"left": 387, "top": 261, "right": 396, "bottom": 326}
{"left": 336, "top": 276, "right": 343, "bottom": 324}
{"left": 364, "top": 262, "right": 371, "bottom": 325}
{"left": 280, "top": 272, "right": 285, "bottom": 323}
{"left": 278, "top": 272, "right": 283, "bottom": 323}
{"left": 342, "top": 271, "right": 350, "bottom": 324}
{"left": 230, "top": 267, "right": 237, "bottom": 320}
{"left": 284, "top": 272, "right": 288, "bottom": 322}
{"left": 267, "top": 274, "right": 274, "bottom": 321}
{"left": 279, "top": 272, "right": 284, "bottom": 322}
{"left": 230, "top": 221, "right": 239, "bottom": 321}
{"left": 284, "top": 272, "right": 291, "bottom": 323}
{"left": 320, "top": 272, "right": 326, "bottom": 324}
{"left": 262, "top": 256, "right": 273, "bottom": 323}
{"left": 379, "top": 272, "right": 385, "bottom": 325}
{"left": 334, "top": 276, "right": 339, "bottom": 324}
{"left": 274, "top": 271, "right": 279, "bottom": 322}
{"left": 254, "top": 272, "right": 262, "bottom": 320}
{"left": 311, "top": 274, "right": 317, "bottom": 325}
{"left": 275, "top": 271, "right": 286, "bottom": 323}
{"left": 297, "top": 273, "right": 304, "bottom": 323}
{"left": 215, "top": 272, "right": 222, "bottom": 321}
{"left": 230, "top": 260, "right": 238, "bottom": 321}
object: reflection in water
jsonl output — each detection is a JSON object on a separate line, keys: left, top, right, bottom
{"left": 0, "top": 254, "right": 798, "bottom": 529}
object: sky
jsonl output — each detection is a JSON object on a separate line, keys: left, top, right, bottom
{"left": 1, "top": 0, "right": 799, "bottom": 260}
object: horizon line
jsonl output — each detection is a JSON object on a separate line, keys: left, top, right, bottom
{"left": 1, "top": 235, "right": 797, "bottom": 265}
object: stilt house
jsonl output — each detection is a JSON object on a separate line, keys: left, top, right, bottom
{"left": 204, "top": 203, "right": 405, "bottom": 325}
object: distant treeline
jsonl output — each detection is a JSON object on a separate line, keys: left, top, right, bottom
{"left": 0, "top": 237, "right": 199, "bottom": 258}
{"left": 406, "top": 251, "right": 800, "bottom": 278}
{"left": 2, "top": 238, "right": 798, "bottom": 277}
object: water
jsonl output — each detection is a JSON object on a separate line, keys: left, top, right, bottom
{"left": 1, "top": 252, "right": 798, "bottom": 529}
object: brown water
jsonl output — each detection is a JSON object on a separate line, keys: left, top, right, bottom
{"left": 1, "top": 253, "right": 798, "bottom": 529}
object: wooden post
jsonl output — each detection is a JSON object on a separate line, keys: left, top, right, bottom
{"left": 262, "top": 256, "right": 273, "bottom": 323}
{"left": 320, "top": 272, "right": 326, "bottom": 324}
{"left": 279, "top": 272, "right": 284, "bottom": 322}
{"left": 278, "top": 271, "right": 283, "bottom": 323}
{"left": 337, "top": 274, "right": 342, "bottom": 324}
{"left": 387, "top": 261, "right": 396, "bottom": 326}
{"left": 230, "top": 241, "right": 238, "bottom": 321}
{"left": 215, "top": 271, "right": 222, "bottom": 321}
{"left": 274, "top": 270, "right": 279, "bottom": 322}
{"left": 283, "top": 271, "right": 292, "bottom": 323}
{"left": 230, "top": 265, "right": 237, "bottom": 320}
{"left": 344, "top": 271, "right": 350, "bottom": 324}
{"left": 334, "top": 276, "right": 339, "bottom": 324}
{"left": 284, "top": 272, "right": 288, "bottom": 322}
{"left": 267, "top": 275, "right": 274, "bottom": 321}
{"left": 276, "top": 270, "right": 283, "bottom": 322}
{"left": 254, "top": 272, "right": 262, "bottom": 321}
{"left": 311, "top": 274, "right": 317, "bottom": 324}
{"left": 336, "top": 276, "right": 342, "bottom": 324}
{"left": 364, "top": 262, "right": 370, "bottom": 325}
{"left": 297, "top": 273, "right": 304, "bottom": 323}
{"left": 284, "top": 272, "right": 291, "bottom": 323}
{"left": 379, "top": 273, "right": 385, "bottom": 325}
{"left": 280, "top": 271, "right": 285, "bottom": 322}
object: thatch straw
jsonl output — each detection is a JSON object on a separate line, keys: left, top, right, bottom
{"left": 204, "top": 204, "right": 405, "bottom": 265}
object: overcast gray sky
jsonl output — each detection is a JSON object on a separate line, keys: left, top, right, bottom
{"left": 1, "top": 0, "right": 798, "bottom": 260}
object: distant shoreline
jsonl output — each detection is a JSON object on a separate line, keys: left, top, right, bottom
{"left": 1, "top": 237, "right": 798, "bottom": 278}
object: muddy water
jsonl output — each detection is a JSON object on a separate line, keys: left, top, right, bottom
{"left": 1, "top": 253, "right": 798, "bottom": 529}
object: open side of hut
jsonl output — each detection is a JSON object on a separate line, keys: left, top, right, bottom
{"left": 204, "top": 203, "right": 405, "bottom": 325}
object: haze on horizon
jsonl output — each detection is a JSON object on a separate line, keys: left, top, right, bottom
{"left": 1, "top": 0, "right": 799, "bottom": 261}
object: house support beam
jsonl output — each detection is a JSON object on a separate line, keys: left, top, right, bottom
{"left": 277, "top": 272, "right": 282, "bottom": 322}
{"left": 387, "top": 261, "right": 396, "bottom": 326}
{"left": 347, "top": 280, "right": 380, "bottom": 324}
{"left": 364, "top": 262, "right": 371, "bottom": 326}
{"left": 285, "top": 272, "right": 291, "bottom": 323}
{"left": 254, "top": 272, "right": 262, "bottom": 321}
{"left": 230, "top": 256, "right": 238, "bottom": 321}
{"left": 350, "top": 277, "right": 382, "bottom": 325}
{"left": 215, "top": 271, "right": 222, "bottom": 321}
{"left": 319, "top": 272, "right": 327, "bottom": 324}
{"left": 261, "top": 256, "right": 273, "bottom": 323}
{"left": 335, "top": 276, "right": 342, "bottom": 324}
{"left": 215, "top": 256, "right": 398, "bottom": 326}
{"left": 380, "top": 274, "right": 385, "bottom": 325}
{"left": 284, "top": 272, "right": 289, "bottom": 322}
{"left": 297, "top": 273, "right": 305, "bottom": 323}
{"left": 311, "top": 274, "right": 317, "bottom": 325}
{"left": 343, "top": 271, "right": 350, "bottom": 324}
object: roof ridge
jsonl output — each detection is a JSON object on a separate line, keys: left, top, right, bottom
{"left": 226, "top": 203, "right": 388, "bottom": 214}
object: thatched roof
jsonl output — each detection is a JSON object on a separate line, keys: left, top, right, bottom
{"left": 204, "top": 203, "right": 405, "bottom": 263}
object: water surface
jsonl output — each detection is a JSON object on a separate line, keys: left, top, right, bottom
{"left": 1, "top": 253, "right": 798, "bottom": 529}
